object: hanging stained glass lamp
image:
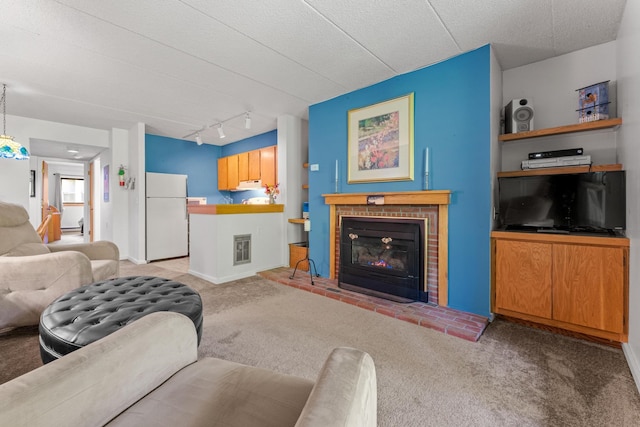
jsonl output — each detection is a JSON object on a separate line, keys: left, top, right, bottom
{"left": 0, "top": 84, "right": 29, "bottom": 160}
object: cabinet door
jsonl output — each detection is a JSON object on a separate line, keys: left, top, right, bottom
{"left": 248, "top": 150, "right": 261, "bottom": 181}
{"left": 238, "top": 152, "right": 249, "bottom": 182}
{"left": 552, "top": 244, "right": 625, "bottom": 333}
{"left": 217, "top": 157, "right": 228, "bottom": 190}
{"left": 495, "top": 240, "right": 552, "bottom": 318}
{"left": 260, "top": 146, "right": 277, "bottom": 186}
{"left": 227, "top": 155, "right": 240, "bottom": 190}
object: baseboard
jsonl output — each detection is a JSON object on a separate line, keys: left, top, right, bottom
{"left": 125, "top": 256, "right": 148, "bottom": 265}
{"left": 622, "top": 343, "right": 640, "bottom": 394}
{"left": 188, "top": 269, "right": 256, "bottom": 284}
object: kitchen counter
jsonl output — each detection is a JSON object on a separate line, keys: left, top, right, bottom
{"left": 188, "top": 204, "right": 284, "bottom": 215}
{"left": 188, "top": 204, "right": 285, "bottom": 284}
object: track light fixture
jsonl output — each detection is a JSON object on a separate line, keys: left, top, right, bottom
{"left": 182, "top": 110, "right": 251, "bottom": 141}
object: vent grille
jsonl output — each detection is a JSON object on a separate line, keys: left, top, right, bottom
{"left": 234, "top": 234, "right": 251, "bottom": 265}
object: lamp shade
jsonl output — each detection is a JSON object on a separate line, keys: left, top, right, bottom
{"left": 0, "top": 135, "right": 29, "bottom": 160}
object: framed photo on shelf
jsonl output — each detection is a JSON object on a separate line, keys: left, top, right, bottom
{"left": 348, "top": 93, "right": 414, "bottom": 183}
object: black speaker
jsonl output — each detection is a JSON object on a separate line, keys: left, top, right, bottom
{"left": 504, "top": 99, "right": 534, "bottom": 133}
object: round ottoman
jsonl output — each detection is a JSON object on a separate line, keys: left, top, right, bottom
{"left": 39, "top": 276, "right": 203, "bottom": 364}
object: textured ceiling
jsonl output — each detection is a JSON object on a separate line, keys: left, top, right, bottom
{"left": 0, "top": 0, "right": 627, "bottom": 160}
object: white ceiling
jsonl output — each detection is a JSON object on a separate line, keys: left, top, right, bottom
{"left": 0, "top": 0, "right": 627, "bottom": 160}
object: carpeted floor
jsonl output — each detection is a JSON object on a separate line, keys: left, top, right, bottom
{"left": 1, "top": 260, "right": 639, "bottom": 426}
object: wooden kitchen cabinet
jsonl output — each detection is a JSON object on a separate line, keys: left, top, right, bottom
{"left": 248, "top": 150, "right": 261, "bottom": 181}
{"left": 238, "top": 152, "right": 249, "bottom": 182}
{"left": 492, "top": 231, "right": 629, "bottom": 342}
{"left": 260, "top": 146, "right": 277, "bottom": 187}
{"left": 217, "top": 145, "right": 277, "bottom": 190}
{"left": 227, "top": 154, "right": 240, "bottom": 190}
{"left": 217, "top": 157, "right": 228, "bottom": 190}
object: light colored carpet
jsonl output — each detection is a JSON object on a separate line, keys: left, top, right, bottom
{"left": 2, "top": 260, "right": 639, "bottom": 426}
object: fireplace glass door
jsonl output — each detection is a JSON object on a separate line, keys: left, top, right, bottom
{"left": 339, "top": 217, "right": 425, "bottom": 302}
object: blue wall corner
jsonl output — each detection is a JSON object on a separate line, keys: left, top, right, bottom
{"left": 308, "top": 45, "right": 492, "bottom": 316}
{"left": 145, "top": 130, "right": 278, "bottom": 204}
{"left": 221, "top": 130, "right": 277, "bottom": 157}
{"left": 145, "top": 134, "right": 221, "bottom": 201}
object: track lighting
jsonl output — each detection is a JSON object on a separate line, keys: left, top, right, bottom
{"left": 182, "top": 111, "right": 250, "bottom": 141}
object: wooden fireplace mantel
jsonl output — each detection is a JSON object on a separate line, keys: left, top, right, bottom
{"left": 323, "top": 190, "right": 451, "bottom": 206}
{"left": 322, "top": 190, "right": 451, "bottom": 306}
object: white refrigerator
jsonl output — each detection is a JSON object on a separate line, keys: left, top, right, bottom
{"left": 146, "top": 172, "right": 189, "bottom": 261}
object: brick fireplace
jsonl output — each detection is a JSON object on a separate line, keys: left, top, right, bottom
{"left": 323, "top": 191, "right": 450, "bottom": 306}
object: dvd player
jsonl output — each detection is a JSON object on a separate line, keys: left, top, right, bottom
{"left": 521, "top": 155, "right": 591, "bottom": 170}
{"left": 528, "top": 148, "right": 583, "bottom": 159}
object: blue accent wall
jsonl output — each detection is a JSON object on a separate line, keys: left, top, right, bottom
{"left": 145, "top": 134, "right": 221, "bottom": 202}
{"left": 308, "top": 46, "right": 492, "bottom": 316}
{"left": 221, "top": 130, "right": 277, "bottom": 156}
{"left": 146, "top": 130, "right": 278, "bottom": 204}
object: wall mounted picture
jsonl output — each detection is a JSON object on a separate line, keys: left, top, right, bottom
{"left": 348, "top": 93, "right": 414, "bottom": 183}
{"left": 103, "top": 165, "right": 109, "bottom": 202}
{"left": 29, "top": 169, "right": 35, "bottom": 197}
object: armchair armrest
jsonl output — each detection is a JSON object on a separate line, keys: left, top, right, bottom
{"left": 0, "top": 252, "right": 93, "bottom": 330}
{"left": 47, "top": 240, "right": 119, "bottom": 261}
{"left": 295, "top": 347, "right": 377, "bottom": 427}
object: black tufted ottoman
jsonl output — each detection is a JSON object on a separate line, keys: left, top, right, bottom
{"left": 39, "top": 276, "right": 203, "bottom": 364}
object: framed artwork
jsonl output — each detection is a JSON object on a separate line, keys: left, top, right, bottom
{"left": 348, "top": 93, "right": 414, "bottom": 183}
{"left": 103, "top": 165, "right": 109, "bottom": 202}
{"left": 29, "top": 170, "right": 36, "bottom": 197}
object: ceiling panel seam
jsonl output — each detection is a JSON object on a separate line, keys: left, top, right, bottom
{"left": 427, "top": 1, "right": 463, "bottom": 54}
{"left": 180, "top": 0, "right": 351, "bottom": 92}
{"left": 53, "top": 0, "right": 314, "bottom": 104}
{"left": 301, "top": 0, "right": 399, "bottom": 74}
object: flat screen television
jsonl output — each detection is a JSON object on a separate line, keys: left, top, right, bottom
{"left": 498, "top": 171, "right": 626, "bottom": 235}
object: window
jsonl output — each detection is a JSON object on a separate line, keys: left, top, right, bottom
{"left": 61, "top": 178, "right": 84, "bottom": 203}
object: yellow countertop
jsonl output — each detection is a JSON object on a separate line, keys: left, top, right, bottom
{"left": 188, "top": 204, "right": 284, "bottom": 215}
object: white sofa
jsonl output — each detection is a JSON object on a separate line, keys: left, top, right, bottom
{"left": 0, "top": 201, "right": 119, "bottom": 331}
{"left": 0, "top": 312, "right": 377, "bottom": 427}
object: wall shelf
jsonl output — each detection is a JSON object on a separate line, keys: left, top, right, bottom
{"left": 498, "top": 118, "right": 622, "bottom": 142}
{"left": 497, "top": 163, "right": 622, "bottom": 178}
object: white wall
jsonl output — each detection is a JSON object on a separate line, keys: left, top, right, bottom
{"left": 277, "top": 115, "right": 308, "bottom": 252}
{"left": 490, "top": 46, "right": 503, "bottom": 229}
{"left": 110, "top": 128, "right": 130, "bottom": 258}
{"left": 128, "top": 123, "right": 146, "bottom": 264}
{"left": 0, "top": 114, "right": 109, "bottom": 213}
{"left": 502, "top": 42, "right": 618, "bottom": 171}
{"left": 189, "top": 212, "right": 285, "bottom": 283}
{"left": 617, "top": 0, "right": 640, "bottom": 391}
{"left": 0, "top": 114, "right": 135, "bottom": 256}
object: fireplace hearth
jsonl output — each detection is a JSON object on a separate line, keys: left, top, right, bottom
{"left": 339, "top": 216, "right": 426, "bottom": 303}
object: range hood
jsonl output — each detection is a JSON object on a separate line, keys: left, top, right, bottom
{"left": 235, "top": 179, "right": 263, "bottom": 190}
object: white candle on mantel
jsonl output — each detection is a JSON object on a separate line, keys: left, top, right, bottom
{"left": 335, "top": 159, "right": 339, "bottom": 181}
{"left": 425, "top": 148, "right": 429, "bottom": 175}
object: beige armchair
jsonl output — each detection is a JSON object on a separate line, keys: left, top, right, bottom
{"left": 0, "top": 201, "right": 119, "bottom": 332}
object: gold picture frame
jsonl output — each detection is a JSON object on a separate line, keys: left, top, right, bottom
{"left": 348, "top": 93, "right": 414, "bottom": 183}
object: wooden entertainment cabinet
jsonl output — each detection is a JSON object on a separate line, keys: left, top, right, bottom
{"left": 492, "top": 120, "right": 628, "bottom": 343}
{"left": 491, "top": 230, "right": 629, "bottom": 342}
